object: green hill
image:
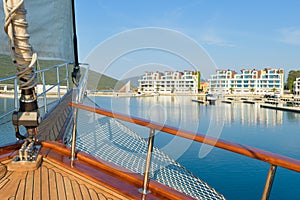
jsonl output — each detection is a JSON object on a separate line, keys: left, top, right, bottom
{"left": 0, "top": 54, "right": 20, "bottom": 78}
{"left": 0, "top": 54, "right": 119, "bottom": 90}
{"left": 86, "top": 68, "right": 120, "bottom": 90}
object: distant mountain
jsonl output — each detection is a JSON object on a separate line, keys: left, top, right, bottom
{"left": 87, "top": 69, "right": 119, "bottom": 90}
{"left": 0, "top": 54, "right": 68, "bottom": 84}
{"left": 0, "top": 54, "right": 119, "bottom": 90}
{"left": 0, "top": 54, "right": 17, "bottom": 78}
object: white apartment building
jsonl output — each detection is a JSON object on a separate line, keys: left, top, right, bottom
{"left": 208, "top": 68, "right": 284, "bottom": 95}
{"left": 138, "top": 70, "right": 201, "bottom": 94}
{"left": 294, "top": 77, "right": 300, "bottom": 95}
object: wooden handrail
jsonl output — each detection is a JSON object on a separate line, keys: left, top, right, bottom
{"left": 69, "top": 102, "right": 300, "bottom": 173}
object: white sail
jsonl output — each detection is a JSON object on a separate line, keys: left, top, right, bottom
{"left": 119, "top": 80, "right": 131, "bottom": 93}
{"left": 0, "top": 0, "right": 74, "bottom": 61}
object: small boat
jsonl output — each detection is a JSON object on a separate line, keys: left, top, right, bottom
{"left": 151, "top": 92, "right": 160, "bottom": 96}
{"left": 205, "top": 94, "right": 217, "bottom": 105}
{"left": 135, "top": 91, "right": 145, "bottom": 97}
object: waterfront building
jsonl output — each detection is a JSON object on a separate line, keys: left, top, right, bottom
{"left": 200, "top": 82, "right": 209, "bottom": 93}
{"left": 0, "top": 84, "right": 8, "bottom": 92}
{"left": 208, "top": 68, "right": 284, "bottom": 95}
{"left": 293, "top": 77, "right": 300, "bottom": 95}
{"left": 138, "top": 70, "right": 201, "bottom": 94}
{"left": 0, "top": 84, "right": 16, "bottom": 93}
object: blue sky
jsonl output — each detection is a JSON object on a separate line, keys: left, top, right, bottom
{"left": 75, "top": 0, "right": 300, "bottom": 79}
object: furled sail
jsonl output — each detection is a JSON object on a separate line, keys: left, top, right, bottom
{"left": 0, "top": 0, "right": 74, "bottom": 61}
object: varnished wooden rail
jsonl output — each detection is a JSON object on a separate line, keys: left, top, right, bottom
{"left": 69, "top": 102, "right": 300, "bottom": 200}
{"left": 69, "top": 102, "right": 300, "bottom": 173}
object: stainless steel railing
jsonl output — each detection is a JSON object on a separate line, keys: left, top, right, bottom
{"left": 70, "top": 63, "right": 90, "bottom": 163}
{"left": 35, "top": 63, "right": 70, "bottom": 115}
{"left": 0, "top": 76, "right": 18, "bottom": 120}
{"left": 70, "top": 102, "right": 300, "bottom": 200}
{"left": 0, "top": 62, "right": 70, "bottom": 125}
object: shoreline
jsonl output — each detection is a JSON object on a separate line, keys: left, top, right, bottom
{"left": 0, "top": 92, "right": 66, "bottom": 99}
{"left": 2, "top": 91, "right": 299, "bottom": 100}
{"left": 88, "top": 92, "right": 207, "bottom": 97}
{"left": 2, "top": 91, "right": 300, "bottom": 106}
{"left": 88, "top": 92, "right": 300, "bottom": 100}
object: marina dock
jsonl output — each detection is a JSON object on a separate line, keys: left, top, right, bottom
{"left": 260, "top": 104, "right": 300, "bottom": 113}
{"left": 221, "top": 100, "right": 233, "bottom": 104}
{"left": 192, "top": 99, "right": 205, "bottom": 104}
{"left": 243, "top": 100, "right": 255, "bottom": 104}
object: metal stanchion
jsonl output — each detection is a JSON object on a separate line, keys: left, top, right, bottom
{"left": 70, "top": 106, "right": 78, "bottom": 167}
{"left": 262, "top": 164, "right": 277, "bottom": 200}
{"left": 139, "top": 128, "right": 155, "bottom": 195}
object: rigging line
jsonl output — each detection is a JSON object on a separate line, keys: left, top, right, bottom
{"left": 71, "top": 0, "right": 81, "bottom": 86}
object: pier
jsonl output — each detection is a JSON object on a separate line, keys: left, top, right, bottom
{"left": 260, "top": 104, "right": 300, "bottom": 113}
{"left": 221, "top": 100, "right": 233, "bottom": 104}
{"left": 243, "top": 100, "right": 255, "bottom": 104}
{"left": 210, "top": 95, "right": 300, "bottom": 113}
{"left": 192, "top": 99, "right": 205, "bottom": 104}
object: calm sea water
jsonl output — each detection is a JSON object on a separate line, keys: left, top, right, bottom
{"left": 91, "top": 95, "right": 300, "bottom": 200}
{"left": 1, "top": 95, "right": 300, "bottom": 199}
{"left": 0, "top": 97, "right": 17, "bottom": 145}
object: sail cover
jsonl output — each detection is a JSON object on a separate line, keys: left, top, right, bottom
{"left": 0, "top": 0, "right": 74, "bottom": 61}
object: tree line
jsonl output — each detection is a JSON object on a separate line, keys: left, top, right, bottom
{"left": 286, "top": 70, "right": 300, "bottom": 93}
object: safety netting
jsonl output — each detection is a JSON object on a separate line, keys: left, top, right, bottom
{"left": 65, "top": 98, "right": 225, "bottom": 200}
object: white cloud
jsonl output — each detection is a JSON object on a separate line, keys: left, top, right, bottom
{"left": 278, "top": 27, "right": 300, "bottom": 45}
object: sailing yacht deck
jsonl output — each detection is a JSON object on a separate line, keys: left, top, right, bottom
{"left": 37, "top": 90, "right": 73, "bottom": 142}
{"left": 0, "top": 142, "right": 194, "bottom": 200}
{"left": 0, "top": 144, "right": 126, "bottom": 200}
{"left": 0, "top": 89, "right": 223, "bottom": 199}
{"left": 0, "top": 88, "right": 223, "bottom": 199}
{"left": 0, "top": 159, "right": 122, "bottom": 200}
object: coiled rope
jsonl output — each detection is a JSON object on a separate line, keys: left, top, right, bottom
{"left": 3, "top": 0, "right": 37, "bottom": 90}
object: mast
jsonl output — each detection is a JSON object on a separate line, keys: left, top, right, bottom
{"left": 3, "top": 0, "right": 39, "bottom": 141}
{"left": 71, "top": 0, "right": 81, "bottom": 86}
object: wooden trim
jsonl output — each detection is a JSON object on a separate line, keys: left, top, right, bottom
{"left": 41, "top": 141, "right": 195, "bottom": 200}
{"left": 0, "top": 142, "right": 22, "bottom": 151}
{"left": 0, "top": 142, "right": 22, "bottom": 161}
{"left": 69, "top": 102, "right": 300, "bottom": 173}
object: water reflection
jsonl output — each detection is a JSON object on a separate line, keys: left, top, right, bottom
{"left": 93, "top": 95, "right": 300, "bottom": 200}
{"left": 2, "top": 95, "right": 299, "bottom": 132}
{"left": 286, "top": 111, "right": 300, "bottom": 121}
{"left": 219, "top": 103, "right": 285, "bottom": 127}
{"left": 108, "top": 96, "right": 300, "bottom": 131}
{"left": 135, "top": 96, "right": 200, "bottom": 131}
{"left": 132, "top": 96, "right": 200, "bottom": 159}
